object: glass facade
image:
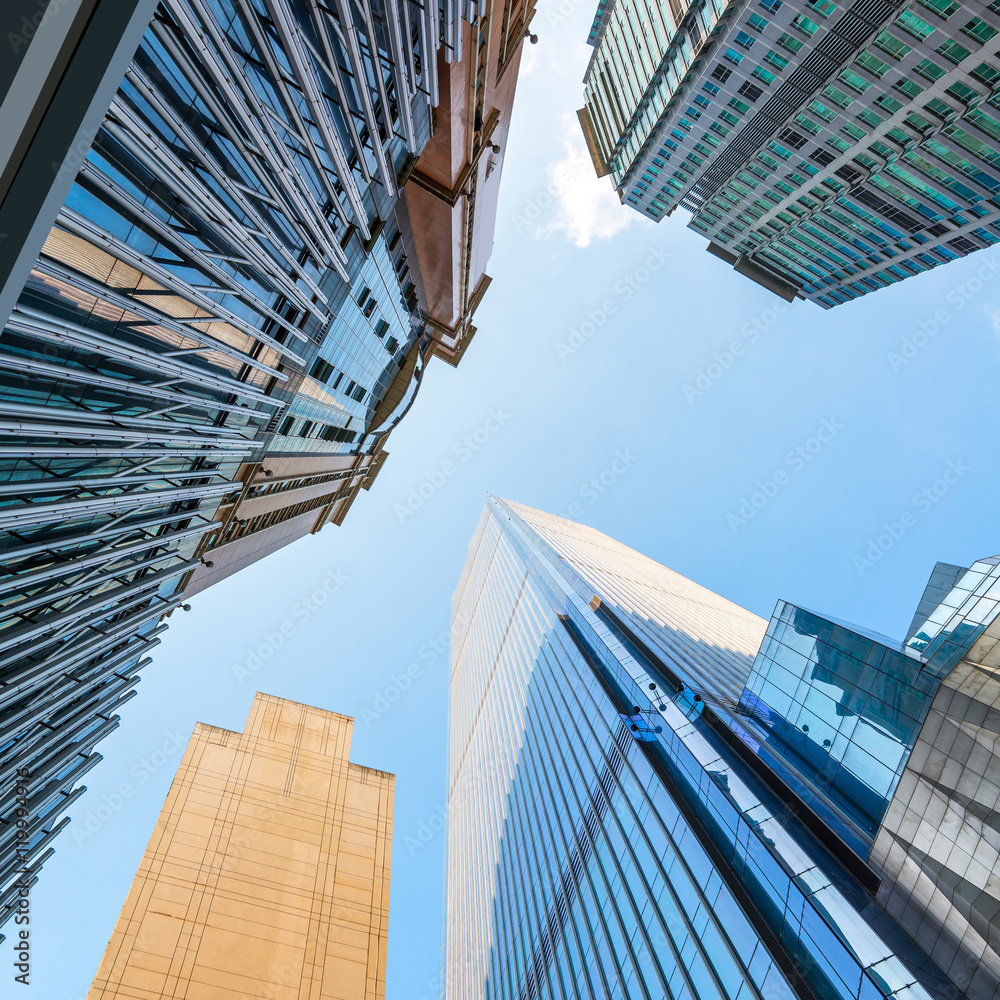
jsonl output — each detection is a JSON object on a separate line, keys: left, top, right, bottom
{"left": 0, "top": 0, "right": 486, "bottom": 939}
{"left": 725, "top": 559, "right": 1000, "bottom": 854}
{"left": 580, "top": 0, "right": 1000, "bottom": 307}
{"left": 734, "top": 604, "right": 939, "bottom": 848}
{"left": 445, "top": 498, "right": 951, "bottom": 1000}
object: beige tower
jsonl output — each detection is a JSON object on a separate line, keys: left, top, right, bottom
{"left": 88, "top": 693, "right": 393, "bottom": 1000}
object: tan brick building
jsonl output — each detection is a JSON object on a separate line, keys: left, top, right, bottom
{"left": 88, "top": 693, "right": 393, "bottom": 1000}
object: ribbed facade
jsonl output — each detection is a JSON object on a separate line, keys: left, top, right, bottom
{"left": 444, "top": 497, "right": 952, "bottom": 1000}
{"left": 580, "top": 0, "right": 1000, "bottom": 306}
{"left": 0, "top": 0, "right": 532, "bottom": 936}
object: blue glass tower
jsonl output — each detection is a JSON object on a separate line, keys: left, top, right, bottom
{"left": 445, "top": 498, "right": 1000, "bottom": 1000}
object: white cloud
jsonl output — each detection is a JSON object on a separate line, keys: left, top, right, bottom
{"left": 537, "top": 115, "right": 650, "bottom": 248}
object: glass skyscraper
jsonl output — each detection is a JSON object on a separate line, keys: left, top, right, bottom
{"left": 579, "top": 0, "right": 1000, "bottom": 306}
{"left": 445, "top": 497, "right": 1000, "bottom": 1000}
{"left": 0, "top": 0, "right": 535, "bottom": 938}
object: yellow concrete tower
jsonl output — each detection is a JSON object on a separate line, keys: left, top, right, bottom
{"left": 88, "top": 693, "right": 393, "bottom": 1000}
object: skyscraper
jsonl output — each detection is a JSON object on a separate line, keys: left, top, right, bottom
{"left": 445, "top": 496, "right": 1000, "bottom": 1000}
{"left": 579, "top": 0, "right": 1000, "bottom": 306}
{"left": 87, "top": 693, "right": 393, "bottom": 1000}
{"left": 0, "top": 0, "right": 534, "bottom": 937}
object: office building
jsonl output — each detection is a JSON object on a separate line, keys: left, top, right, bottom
{"left": 88, "top": 693, "right": 393, "bottom": 1000}
{"left": 579, "top": 0, "right": 1000, "bottom": 306}
{"left": 0, "top": 0, "right": 534, "bottom": 935}
{"left": 444, "top": 496, "right": 1000, "bottom": 1000}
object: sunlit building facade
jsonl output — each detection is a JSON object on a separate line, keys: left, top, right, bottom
{"left": 579, "top": 0, "right": 1000, "bottom": 306}
{"left": 0, "top": 0, "right": 534, "bottom": 936}
{"left": 445, "top": 497, "right": 1000, "bottom": 1000}
{"left": 88, "top": 693, "right": 393, "bottom": 1000}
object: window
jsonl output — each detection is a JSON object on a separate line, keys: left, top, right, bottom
{"left": 729, "top": 97, "right": 752, "bottom": 114}
{"left": 724, "top": 47, "right": 744, "bottom": 64}
{"left": 822, "top": 85, "right": 853, "bottom": 108}
{"left": 738, "top": 81, "right": 764, "bottom": 102}
{"left": 718, "top": 110, "right": 740, "bottom": 125}
{"left": 694, "top": 93, "right": 712, "bottom": 109}
{"left": 792, "top": 14, "right": 820, "bottom": 35}
{"left": 905, "top": 111, "right": 932, "bottom": 133}
{"left": 895, "top": 10, "right": 935, "bottom": 41}
{"left": 374, "top": 318, "right": 390, "bottom": 338}
{"left": 936, "top": 38, "right": 971, "bottom": 63}
{"left": 842, "top": 122, "right": 867, "bottom": 140}
{"left": 795, "top": 114, "right": 822, "bottom": 134}
{"left": 279, "top": 416, "right": 295, "bottom": 435}
{"left": 351, "top": 385, "right": 366, "bottom": 402}
{"left": 963, "top": 16, "right": 998, "bottom": 42}
{"left": 893, "top": 77, "right": 924, "bottom": 99}
{"left": 917, "top": 0, "right": 958, "bottom": 15}
{"left": 777, "top": 32, "right": 803, "bottom": 53}
{"left": 827, "top": 135, "right": 851, "bottom": 151}
{"left": 857, "top": 108, "right": 883, "bottom": 127}
{"left": 875, "top": 93, "right": 903, "bottom": 114}
{"left": 753, "top": 66, "right": 777, "bottom": 85}
{"left": 778, "top": 128, "right": 808, "bottom": 149}
{"left": 299, "top": 420, "right": 315, "bottom": 438}
{"left": 355, "top": 286, "right": 370, "bottom": 306}
{"left": 874, "top": 30, "right": 912, "bottom": 59}
{"left": 712, "top": 64, "right": 733, "bottom": 82}
{"left": 811, "top": 147, "right": 836, "bottom": 165}
{"left": 945, "top": 80, "right": 978, "bottom": 103}
{"left": 760, "top": 0, "right": 783, "bottom": 13}
{"left": 385, "top": 337, "right": 399, "bottom": 353}
{"left": 309, "top": 357, "right": 336, "bottom": 383}
{"left": 764, "top": 49, "right": 789, "bottom": 70}
{"left": 809, "top": 100, "right": 837, "bottom": 121}
{"left": 703, "top": 81, "right": 721, "bottom": 96}
{"left": 807, "top": 0, "right": 836, "bottom": 15}
{"left": 748, "top": 13, "right": 769, "bottom": 31}
{"left": 856, "top": 51, "right": 890, "bottom": 77}
{"left": 735, "top": 31, "right": 756, "bottom": 49}
{"left": 924, "top": 97, "right": 955, "bottom": 118}
{"left": 971, "top": 62, "right": 1000, "bottom": 86}
{"left": 915, "top": 58, "right": 946, "bottom": 81}
{"left": 839, "top": 70, "right": 871, "bottom": 93}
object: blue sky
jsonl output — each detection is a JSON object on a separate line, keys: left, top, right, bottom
{"left": 20, "top": 1, "right": 1000, "bottom": 997}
